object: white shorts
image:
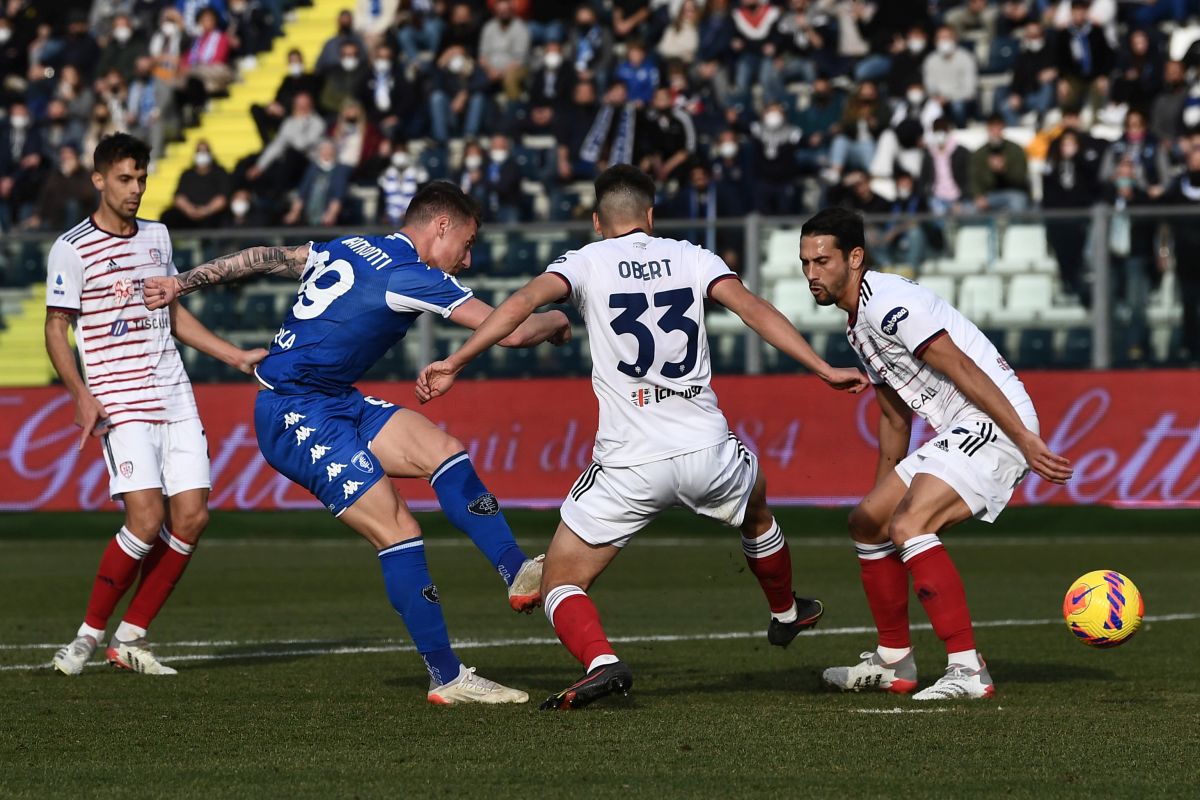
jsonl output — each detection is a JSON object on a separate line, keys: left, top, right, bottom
{"left": 560, "top": 435, "right": 758, "bottom": 548}
{"left": 99, "top": 418, "right": 212, "bottom": 501}
{"left": 895, "top": 419, "right": 1035, "bottom": 523}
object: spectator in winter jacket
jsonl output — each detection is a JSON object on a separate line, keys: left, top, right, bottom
{"left": 922, "top": 26, "right": 978, "bottom": 126}
{"left": 969, "top": 114, "right": 1030, "bottom": 212}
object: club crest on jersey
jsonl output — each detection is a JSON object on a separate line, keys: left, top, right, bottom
{"left": 881, "top": 306, "right": 909, "bottom": 335}
{"left": 422, "top": 584, "right": 440, "bottom": 604}
{"left": 351, "top": 450, "right": 374, "bottom": 473}
{"left": 119, "top": 461, "right": 134, "bottom": 478}
{"left": 113, "top": 278, "right": 135, "bottom": 301}
{"left": 468, "top": 493, "right": 500, "bottom": 516}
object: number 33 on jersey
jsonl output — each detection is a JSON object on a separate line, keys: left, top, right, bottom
{"left": 547, "top": 230, "right": 738, "bottom": 468}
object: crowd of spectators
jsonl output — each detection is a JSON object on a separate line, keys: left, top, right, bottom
{"left": 4, "top": 1, "right": 1200, "bottom": 357}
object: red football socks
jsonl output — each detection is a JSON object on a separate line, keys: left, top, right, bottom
{"left": 544, "top": 585, "right": 615, "bottom": 667}
{"left": 856, "top": 542, "right": 912, "bottom": 649}
{"left": 84, "top": 527, "right": 153, "bottom": 631}
{"left": 123, "top": 531, "right": 196, "bottom": 630}
{"left": 900, "top": 534, "right": 976, "bottom": 653}
{"left": 742, "top": 521, "right": 795, "bottom": 615}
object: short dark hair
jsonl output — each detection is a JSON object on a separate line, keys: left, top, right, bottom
{"left": 801, "top": 207, "right": 866, "bottom": 259}
{"left": 93, "top": 133, "right": 151, "bottom": 174}
{"left": 404, "top": 180, "right": 481, "bottom": 228}
{"left": 594, "top": 164, "right": 656, "bottom": 222}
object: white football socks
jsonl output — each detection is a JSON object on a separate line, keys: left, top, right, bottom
{"left": 948, "top": 649, "right": 982, "bottom": 671}
{"left": 877, "top": 645, "right": 912, "bottom": 663}
{"left": 587, "top": 654, "right": 620, "bottom": 673}
{"left": 113, "top": 621, "right": 147, "bottom": 644}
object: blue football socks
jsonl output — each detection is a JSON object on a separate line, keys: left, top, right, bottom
{"left": 429, "top": 452, "right": 527, "bottom": 585}
{"left": 378, "top": 538, "right": 461, "bottom": 686}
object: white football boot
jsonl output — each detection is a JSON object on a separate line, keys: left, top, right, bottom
{"left": 507, "top": 554, "right": 545, "bottom": 613}
{"left": 106, "top": 638, "right": 178, "bottom": 675}
{"left": 52, "top": 634, "right": 99, "bottom": 676}
{"left": 822, "top": 649, "right": 919, "bottom": 694}
{"left": 427, "top": 665, "right": 529, "bottom": 706}
{"left": 912, "top": 660, "right": 995, "bottom": 701}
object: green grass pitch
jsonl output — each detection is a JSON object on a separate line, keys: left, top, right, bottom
{"left": 1, "top": 507, "right": 1197, "bottom": 798}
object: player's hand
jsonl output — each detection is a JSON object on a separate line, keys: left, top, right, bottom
{"left": 820, "top": 367, "right": 869, "bottom": 394}
{"left": 415, "top": 360, "right": 461, "bottom": 404}
{"left": 547, "top": 310, "right": 572, "bottom": 346}
{"left": 74, "top": 392, "right": 109, "bottom": 451}
{"left": 236, "top": 347, "right": 269, "bottom": 375}
{"left": 143, "top": 276, "right": 182, "bottom": 310}
{"left": 1018, "top": 432, "right": 1073, "bottom": 485}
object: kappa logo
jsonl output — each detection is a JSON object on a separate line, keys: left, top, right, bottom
{"left": 282, "top": 411, "right": 305, "bottom": 429}
{"left": 934, "top": 439, "right": 949, "bottom": 452}
{"left": 468, "top": 493, "right": 500, "bottom": 516}
{"left": 342, "top": 479, "right": 364, "bottom": 499}
{"left": 325, "top": 462, "right": 348, "bottom": 482}
{"left": 294, "top": 425, "right": 316, "bottom": 444}
{"left": 119, "top": 461, "right": 134, "bottom": 478}
{"left": 880, "top": 306, "right": 909, "bottom": 335}
{"left": 351, "top": 450, "right": 374, "bottom": 473}
{"left": 363, "top": 396, "right": 394, "bottom": 408}
{"left": 309, "top": 443, "right": 331, "bottom": 463}
{"left": 422, "top": 583, "right": 440, "bottom": 604}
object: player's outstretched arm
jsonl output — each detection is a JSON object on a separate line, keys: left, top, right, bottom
{"left": 45, "top": 309, "right": 107, "bottom": 451}
{"left": 447, "top": 297, "right": 571, "bottom": 348}
{"left": 416, "top": 273, "right": 566, "bottom": 403}
{"left": 874, "top": 383, "right": 914, "bottom": 488}
{"left": 920, "top": 334, "right": 1073, "bottom": 485}
{"left": 143, "top": 244, "right": 312, "bottom": 310}
{"left": 709, "top": 278, "right": 867, "bottom": 392}
{"left": 169, "top": 301, "right": 268, "bottom": 374}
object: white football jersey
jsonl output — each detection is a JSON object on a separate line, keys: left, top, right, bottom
{"left": 847, "top": 271, "right": 1037, "bottom": 434}
{"left": 548, "top": 230, "right": 737, "bottom": 467}
{"left": 46, "top": 217, "right": 198, "bottom": 427}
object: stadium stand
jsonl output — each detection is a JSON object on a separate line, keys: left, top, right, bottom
{"left": 2, "top": 0, "right": 1199, "bottom": 383}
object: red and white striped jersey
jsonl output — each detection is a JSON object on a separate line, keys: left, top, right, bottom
{"left": 45, "top": 216, "right": 197, "bottom": 427}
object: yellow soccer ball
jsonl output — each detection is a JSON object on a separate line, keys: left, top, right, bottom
{"left": 1063, "top": 570, "right": 1144, "bottom": 648}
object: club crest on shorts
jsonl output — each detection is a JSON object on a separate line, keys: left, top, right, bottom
{"left": 468, "top": 493, "right": 500, "bottom": 516}
{"left": 119, "top": 461, "right": 134, "bottom": 478}
{"left": 422, "top": 583, "right": 440, "bottom": 604}
{"left": 351, "top": 450, "right": 374, "bottom": 473}
{"left": 881, "top": 306, "right": 909, "bottom": 335}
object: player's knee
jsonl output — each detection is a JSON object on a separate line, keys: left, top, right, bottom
{"left": 887, "top": 512, "right": 923, "bottom": 547}
{"left": 171, "top": 507, "right": 210, "bottom": 543}
{"left": 847, "top": 505, "right": 883, "bottom": 543}
{"left": 125, "top": 508, "right": 166, "bottom": 542}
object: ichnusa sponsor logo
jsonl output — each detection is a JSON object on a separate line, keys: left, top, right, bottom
{"left": 881, "top": 306, "right": 909, "bottom": 335}
{"left": 629, "top": 385, "right": 702, "bottom": 408}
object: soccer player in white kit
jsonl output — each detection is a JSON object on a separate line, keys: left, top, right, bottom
{"left": 45, "top": 134, "right": 265, "bottom": 676}
{"left": 416, "top": 165, "right": 868, "bottom": 709}
{"left": 799, "top": 207, "right": 1073, "bottom": 700}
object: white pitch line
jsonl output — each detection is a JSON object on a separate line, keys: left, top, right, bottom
{"left": 852, "top": 707, "right": 953, "bottom": 714}
{"left": 2, "top": 612, "right": 1196, "bottom": 673}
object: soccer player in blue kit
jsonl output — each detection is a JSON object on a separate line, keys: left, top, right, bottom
{"left": 144, "top": 182, "right": 570, "bottom": 704}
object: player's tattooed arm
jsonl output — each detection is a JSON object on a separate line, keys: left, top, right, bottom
{"left": 143, "top": 244, "right": 311, "bottom": 310}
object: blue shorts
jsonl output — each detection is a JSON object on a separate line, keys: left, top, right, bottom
{"left": 254, "top": 388, "right": 402, "bottom": 516}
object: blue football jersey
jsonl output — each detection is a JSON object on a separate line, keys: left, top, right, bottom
{"left": 254, "top": 232, "right": 473, "bottom": 395}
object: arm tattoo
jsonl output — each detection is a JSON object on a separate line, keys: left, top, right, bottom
{"left": 175, "top": 245, "right": 308, "bottom": 295}
{"left": 47, "top": 309, "right": 77, "bottom": 324}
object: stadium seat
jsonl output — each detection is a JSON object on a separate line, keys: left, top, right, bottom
{"left": 941, "top": 226, "right": 990, "bottom": 275}
{"left": 996, "top": 224, "right": 1055, "bottom": 274}
{"left": 242, "top": 293, "right": 278, "bottom": 327}
{"left": 1015, "top": 328, "right": 1054, "bottom": 369}
{"left": 771, "top": 278, "right": 815, "bottom": 324}
{"left": 824, "top": 334, "right": 860, "bottom": 369}
{"left": 198, "top": 290, "right": 239, "bottom": 329}
{"left": 762, "top": 229, "right": 802, "bottom": 280}
{"left": 501, "top": 234, "right": 537, "bottom": 276}
{"left": 957, "top": 274, "right": 1004, "bottom": 324}
{"left": 1062, "top": 328, "right": 1093, "bottom": 368}
{"left": 917, "top": 275, "right": 957, "bottom": 305}
{"left": 992, "top": 273, "right": 1052, "bottom": 326}
{"left": 709, "top": 333, "right": 748, "bottom": 374}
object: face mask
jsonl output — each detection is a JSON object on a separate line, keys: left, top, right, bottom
{"left": 932, "top": 131, "right": 947, "bottom": 147}
{"left": 1184, "top": 107, "right": 1200, "bottom": 128}
{"left": 1061, "top": 145, "right": 1078, "bottom": 159}
{"left": 318, "top": 158, "right": 335, "bottom": 171}
{"left": 195, "top": 151, "right": 212, "bottom": 168}
{"left": 719, "top": 141, "right": 738, "bottom": 159}
{"left": 448, "top": 55, "right": 466, "bottom": 73}
{"left": 113, "top": 26, "right": 132, "bottom": 44}
{"left": 374, "top": 59, "right": 391, "bottom": 73}
{"left": 94, "top": 114, "right": 109, "bottom": 124}
{"left": 341, "top": 56, "right": 359, "bottom": 72}
{"left": 289, "top": 62, "right": 303, "bottom": 76}
{"left": 1116, "top": 177, "right": 1134, "bottom": 189}
{"left": 231, "top": 198, "right": 250, "bottom": 216}
{"left": 763, "top": 110, "right": 784, "bottom": 130}
{"left": 391, "top": 152, "right": 410, "bottom": 169}
{"left": 489, "top": 149, "right": 509, "bottom": 163}
{"left": 544, "top": 51, "right": 562, "bottom": 69}
{"left": 1127, "top": 129, "right": 1144, "bottom": 143}
{"left": 906, "top": 90, "right": 924, "bottom": 106}
{"left": 1025, "top": 37, "right": 1043, "bottom": 52}
{"left": 907, "top": 37, "right": 925, "bottom": 54}
{"left": 464, "top": 154, "right": 483, "bottom": 171}
{"left": 937, "top": 39, "right": 956, "bottom": 56}
{"left": 10, "top": 115, "right": 28, "bottom": 130}
{"left": 0, "top": 27, "right": 11, "bottom": 44}
{"left": 897, "top": 186, "right": 912, "bottom": 200}
{"left": 161, "top": 22, "right": 179, "bottom": 37}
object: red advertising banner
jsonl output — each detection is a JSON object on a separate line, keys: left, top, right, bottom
{"left": 2, "top": 372, "right": 1198, "bottom": 512}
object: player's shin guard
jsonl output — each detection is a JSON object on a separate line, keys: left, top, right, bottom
{"left": 742, "top": 520, "right": 796, "bottom": 618}
{"left": 122, "top": 528, "right": 196, "bottom": 631}
{"left": 84, "top": 527, "right": 153, "bottom": 632}
{"left": 378, "top": 538, "right": 462, "bottom": 686}
{"left": 900, "top": 534, "right": 976, "bottom": 654}
{"left": 429, "top": 452, "right": 527, "bottom": 585}
{"left": 857, "top": 541, "right": 911, "bottom": 649}
{"left": 544, "top": 585, "right": 617, "bottom": 670}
